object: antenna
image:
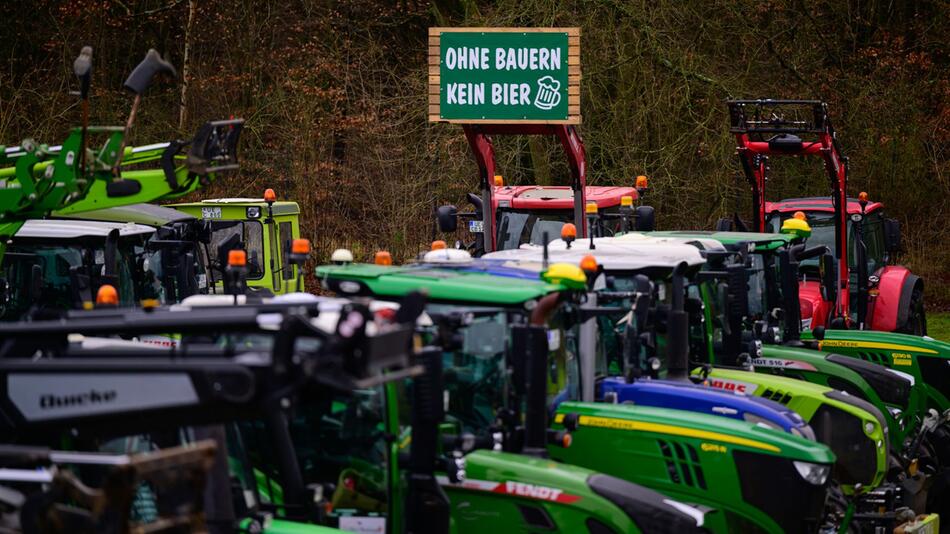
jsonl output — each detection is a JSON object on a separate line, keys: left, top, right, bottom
{"left": 542, "top": 231, "right": 549, "bottom": 270}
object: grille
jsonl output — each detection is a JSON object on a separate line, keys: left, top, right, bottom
{"left": 760, "top": 387, "right": 793, "bottom": 405}
{"left": 855, "top": 351, "right": 888, "bottom": 365}
{"left": 658, "top": 439, "right": 707, "bottom": 490}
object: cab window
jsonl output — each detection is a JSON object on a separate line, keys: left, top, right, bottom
{"left": 207, "top": 221, "right": 264, "bottom": 280}
{"left": 861, "top": 213, "right": 886, "bottom": 274}
{"left": 280, "top": 221, "right": 295, "bottom": 281}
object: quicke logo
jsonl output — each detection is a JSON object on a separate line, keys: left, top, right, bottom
{"left": 40, "top": 389, "right": 117, "bottom": 409}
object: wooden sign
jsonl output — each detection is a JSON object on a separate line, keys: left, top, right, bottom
{"left": 428, "top": 27, "right": 581, "bottom": 124}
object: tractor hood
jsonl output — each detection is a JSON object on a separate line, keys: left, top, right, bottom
{"left": 317, "top": 263, "right": 563, "bottom": 306}
{"left": 805, "top": 329, "right": 950, "bottom": 360}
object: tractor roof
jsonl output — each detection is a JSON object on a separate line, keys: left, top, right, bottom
{"left": 316, "top": 263, "right": 563, "bottom": 305}
{"left": 648, "top": 230, "right": 793, "bottom": 251}
{"left": 168, "top": 198, "right": 300, "bottom": 216}
{"left": 766, "top": 197, "right": 884, "bottom": 215}
{"left": 55, "top": 203, "right": 195, "bottom": 227}
{"left": 483, "top": 237, "right": 707, "bottom": 275}
{"left": 15, "top": 219, "right": 155, "bottom": 239}
{"left": 493, "top": 185, "right": 637, "bottom": 210}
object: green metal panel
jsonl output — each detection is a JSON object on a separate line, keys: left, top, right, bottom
{"left": 316, "top": 263, "right": 562, "bottom": 305}
{"left": 806, "top": 329, "right": 950, "bottom": 412}
{"left": 550, "top": 401, "right": 834, "bottom": 533}
{"left": 444, "top": 450, "right": 643, "bottom": 533}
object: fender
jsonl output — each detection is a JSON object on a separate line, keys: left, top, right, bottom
{"left": 798, "top": 280, "right": 828, "bottom": 330}
{"left": 868, "top": 266, "right": 915, "bottom": 332}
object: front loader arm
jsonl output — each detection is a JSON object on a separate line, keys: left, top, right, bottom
{"left": 55, "top": 119, "right": 244, "bottom": 214}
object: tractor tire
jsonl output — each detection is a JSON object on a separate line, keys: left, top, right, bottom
{"left": 821, "top": 482, "right": 855, "bottom": 533}
{"left": 899, "top": 286, "right": 927, "bottom": 336}
{"left": 926, "top": 468, "right": 950, "bottom": 533}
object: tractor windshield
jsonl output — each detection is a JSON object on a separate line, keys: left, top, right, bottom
{"left": 767, "top": 212, "right": 855, "bottom": 270}
{"left": 234, "top": 385, "right": 392, "bottom": 525}
{"left": 495, "top": 208, "right": 573, "bottom": 250}
{"left": 495, "top": 207, "right": 627, "bottom": 250}
{"left": 206, "top": 220, "right": 265, "bottom": 280}
{"left": 0, "top": 239, "right": 140, "bottom": 320}
{"left": 424, "top": 305, "right": 512, "bottom": 434}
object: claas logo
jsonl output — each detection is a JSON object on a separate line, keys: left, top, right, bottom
{"left": 708, "top": 379, "right": 748, "bottom": 394}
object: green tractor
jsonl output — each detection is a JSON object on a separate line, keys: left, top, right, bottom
{"left": 648, "top": 230, "right": 940, "bottom": 451}
{"left": 0, "top": 47, "right": 244, "bottom": 314}
{"left": 317, "top": 259, "right": 840, "bottom": 533}
{"left": 168, "top": 193, "right": 304, "bottom": 295}
{"left": 481, "top": 235, "right": 944, "bottom": 528}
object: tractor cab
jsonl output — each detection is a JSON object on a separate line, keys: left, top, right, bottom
{"left": 724, "top": 99, "right": 924, "bottom": 334}
{"left": 169, "top": 191, "right": 303, "bottom": 295}
{"left": 0, "top": 219, "right": 155, "bottom": 320}
{"left": 492, "top": 184, "right": 641, "bottom": 250}
{"left": 56, "top": 203, "right": 212, "bottom": 304}
{"left": 764, "top": 197, "right": 917, "bottom": 332}
{"left": 436, "top": 124, "right": 654, "bottom": 255}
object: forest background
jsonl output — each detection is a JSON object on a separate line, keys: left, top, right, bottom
{"left": 1, "top": 0, "right": 947, "bottom": 310}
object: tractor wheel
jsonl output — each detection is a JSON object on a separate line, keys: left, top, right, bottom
{"left": 899, "top": 286, "right": 927, "bottom": 336}
{"left": 821, "top": 482, "right": 855, "bottom": 533}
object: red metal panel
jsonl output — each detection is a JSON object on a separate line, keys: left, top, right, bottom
{"left": 868, "top": 266, "right": 911, "bottom": 332}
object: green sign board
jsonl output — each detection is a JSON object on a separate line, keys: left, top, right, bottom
{"left": 429, "top": 28, "right": 580, "bottom": 124}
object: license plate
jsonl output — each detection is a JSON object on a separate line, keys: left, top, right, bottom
{"left": 201, "top": 207, "right": 222, "bottom": 219}
{"left": 468, "top": 220, "right": 484, "bottom": 233}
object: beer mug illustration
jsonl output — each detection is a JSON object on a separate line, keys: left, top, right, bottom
{"left": 534, "top": 76, "right": 561, "bottom": 110}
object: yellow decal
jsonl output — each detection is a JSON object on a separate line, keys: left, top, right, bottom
{"left": 701, "top": 443, "right": 727, "bottom": 453}
{"left": 819, "top": 340, "right": 937, "bottom": 354}
{"left": 892, "top": 353, "right": 914, "bottom": 366}
{"left": 554, "top": 413, "right": 565, "bottom": 424}
{"left": 575, "top": 415, "right": 780, "bottom": 453}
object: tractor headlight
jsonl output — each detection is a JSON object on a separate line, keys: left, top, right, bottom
{"left": 246, "top": 206, "right": 261, "bottom": 219}
{"left": 793, "top": 461, "right": 830, "bottom": 486}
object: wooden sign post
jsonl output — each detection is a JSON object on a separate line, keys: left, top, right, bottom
{"left": 428, "top": 28, "right": 581, "bottom": 124}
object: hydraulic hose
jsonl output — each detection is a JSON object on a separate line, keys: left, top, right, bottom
{"left": 530, "top": 292, "right": 562, "bottom": 326}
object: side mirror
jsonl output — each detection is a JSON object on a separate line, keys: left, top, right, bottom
{"left": 436, "top": 205, "right": 459, "bottom": 233}
{"left": 884, "top": 218, "right": 902, "bottom": 254}
{"left": 634, "top": 205, "right": 655, "bottom": 232}
{"left": 820, "top": 253, "right": 837, "bottom": 304}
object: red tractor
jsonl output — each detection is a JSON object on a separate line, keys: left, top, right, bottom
{"left": 722, "top": 99, "right": 925, "bottom": 335}
{"left": 436, "top": 124, "right": 654, "bottom": 254}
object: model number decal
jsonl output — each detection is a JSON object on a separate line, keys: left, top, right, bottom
{"left": 892, "top": 353, "right": 913, "bottom": 366}
{"left": 701, "top": 443, "right": 727, "bottom": 453}
{"left": 752, "top": 358, "right": 818, "bottom": 372}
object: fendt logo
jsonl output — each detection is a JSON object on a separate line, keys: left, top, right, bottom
{"left": 500, "top": 481, "right": 580, "bottom": 504}
{"left": 39, "top": 389, "right": 117, "bottom": 409}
